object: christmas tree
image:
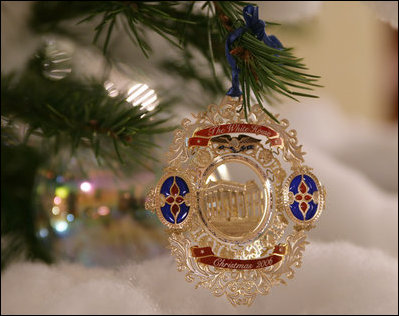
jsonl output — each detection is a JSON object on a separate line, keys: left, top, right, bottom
{"left": 1, "top": 1, "right": 322, "bottom": 269}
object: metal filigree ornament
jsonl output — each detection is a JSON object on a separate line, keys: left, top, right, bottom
{"left": 145, "top": 96, "right": 326, "bottom": 306}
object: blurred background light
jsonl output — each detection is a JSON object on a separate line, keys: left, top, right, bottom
{"left": 53, "top": 196, "right": 62, "bottom": 205}
{"left": 55, "top": 186, "right": 69, "bottom": 199}
{"left": 66, "top": 214, "right": 75, "bottom": 222}
{"left": 97, "top": 206, "right": 110, "bottom": 216}
{"left": 38, "top": 228, "right": 49, "bottom": 238}
{"left": 42, "top": 39, "right": 73, "bottom": 81}
{"left": 126, "top": 83, "right": 159, "bottom": 111}
{"left": 53, "top": 220, "right": 68, "bottom": 233}
{"left": 55, "top": 175, "right": 64, "bottom": 183}
{"left": 51, "top": 206, "right": 60, "bottom": 215}
{"left": 80, "top": 181, "right": 92, "bottom": 193}
{"left": 104, "top": 80, "right": 119, "bottom": 98}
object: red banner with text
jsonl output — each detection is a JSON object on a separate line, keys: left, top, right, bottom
{"left": 188, "top": 123, "right": 283, "bottom": 148}
{"left": 191, "top": 244, "right": 287, "bottom": 270}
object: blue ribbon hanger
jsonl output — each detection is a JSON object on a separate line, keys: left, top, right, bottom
{"left": 226, "top": 5, "right": 283, "bottom": 97}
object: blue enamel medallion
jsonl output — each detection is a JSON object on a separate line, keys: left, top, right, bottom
{"left": 289, "top": 174, "right": 319, "bottom": 221}
{"left": 160, "top": 176, "right": 190, "bottom": 224}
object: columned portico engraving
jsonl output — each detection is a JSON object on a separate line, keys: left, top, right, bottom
{"left": 202, "top": 179, "right": 265, "bottom": 237}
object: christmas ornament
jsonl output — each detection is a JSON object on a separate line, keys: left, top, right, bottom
{"left": 41, "top": 38, "right": 73, "bottom": 81}
{"left": 145, "top": 4, "right": 325, "bottom": 306}
{"left": 145, "top": 95, "right": 325, "bottom": 306}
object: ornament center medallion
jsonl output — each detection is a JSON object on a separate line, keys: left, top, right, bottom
{"left": 198, "top": 156, "right": 273, "bottom": 245}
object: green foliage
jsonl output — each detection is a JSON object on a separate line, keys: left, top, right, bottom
{"left": 29, "top": 1, "right": 227, "bottom": 99}
{"left": 1, "top": 54, "right": 175, "bottom": 170}
{"left": 30, "top": 1, "right": 196, "bottom": 56}
{"left": 1, "top": 1, "right": 323, "bottom": 268}
{"left": 209, "top": 1, "right": 321, "bottom": 122}
{"left": 79, "top": 1, "right": 197, "bottom": 56}
{"left": 1, "top": 142, "right": 53, "bottom": 270}
{"left": 29, "top": 1, "right": 321, "bottom": 122}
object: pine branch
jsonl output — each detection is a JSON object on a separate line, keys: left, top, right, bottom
{"left": 157, "top": 5, "right": 229, "bottom": 98}
{"left": 77, "top": 1, "right": 196, "bottom": 56}
{"left": 28, "top": 1, "right": 321, "bottom": 123}
{"left": 1, "top": 55, "right": 175, "bottom": 169}
{"left": 211, "top": 1, "right": 321, "bottom": 121}
{"left": 1, "top": 141, "right": 54, "bottom": 270}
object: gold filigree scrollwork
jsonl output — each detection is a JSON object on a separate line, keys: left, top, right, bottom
{"left": 169, "top": 229, "right": 308, "bottom": 306}
{"left": 144, "top": 188, "right": 156, "bottom": 212}
{"left": 145, "top": 96, "right": 325, "bottom": 306}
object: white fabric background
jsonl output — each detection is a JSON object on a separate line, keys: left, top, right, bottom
{"left": 256, "top": 1, "right": 398, "bottom": 29}
{"left": 1, "top": 243, "right": 397, "bottom": 315}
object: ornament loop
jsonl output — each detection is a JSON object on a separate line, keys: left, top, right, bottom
{"left": 226, "top": 5, "right": 283, "bottom": 97}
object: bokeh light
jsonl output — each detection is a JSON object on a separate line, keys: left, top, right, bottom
{"left": 66, "top": 214, "right": 75, "bottom": 222}
{"left": 53, "top": 196, "right": 62, "bottom": 205}
{"left": 55, "top": 186, "right": 69, "bottom": 199}
{"left": 80, "top": 181, "right": 92, "bottom": 193}
{"left": 97, "top": 206, "right": 110, "bottom": 216}
{"left": 53, "top": 220, "right": 68, "bottom": 233}
{"left": 38, "top": 228, "right": 49, "bottom": 238}
{"left": 104, "top": 80, "right": 119, "bottom": 97}
{"left": 52, "top": 206, "right": 60, "bottom": 215}
{"left": 126, "top": 83, "right": 159, "bottom": 111}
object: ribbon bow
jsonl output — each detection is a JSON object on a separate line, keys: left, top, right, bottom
{"left": 226, "top": 5, "right": 283, "bottom": 97}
